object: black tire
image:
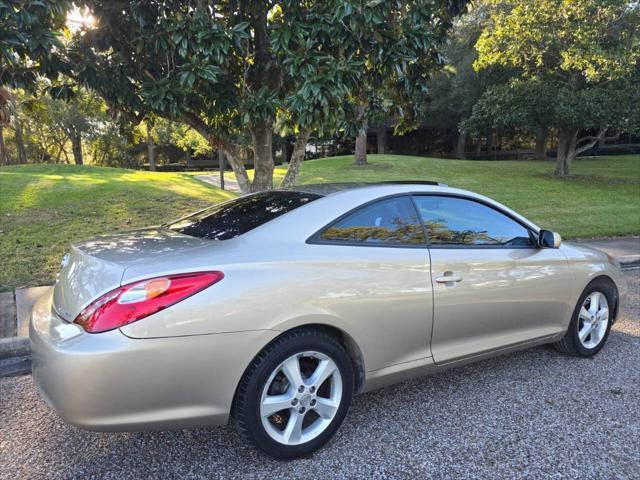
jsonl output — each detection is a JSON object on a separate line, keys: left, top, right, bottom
{"left": 234, "top": 327, "right": 354, "bottom": 459}
{"left": 554, "top": 278, "right": 616, "bottom": 357}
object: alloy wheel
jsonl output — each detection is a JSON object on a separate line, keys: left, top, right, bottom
{"left": 259, "top": 351, "right": 343, "bottom": 446}
{"left": 577, "top": 291, "right": 609, "bottom": 349}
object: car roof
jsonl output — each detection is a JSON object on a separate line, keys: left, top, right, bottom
{"left": 287, "top": 181, "right": 447, "bottom": 196}
{"left": 272, "top": 181, "right": 541, "bottom": 237}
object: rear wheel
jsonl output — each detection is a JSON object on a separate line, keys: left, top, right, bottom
{"left": 555, "top": 279, "right": 615, "bottom": 357}
{"left": 234, "top": 328, "right": 354, "bottom": 459}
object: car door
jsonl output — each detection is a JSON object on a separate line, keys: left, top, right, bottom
{"left": 309, "top": 195, "right": 434, "bottom": 370}
{"left": 412, "top": 194, "right": 573, "bottom": 364}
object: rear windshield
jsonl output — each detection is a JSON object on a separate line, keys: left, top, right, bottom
{"left": 168, "top": 191, "right": 321, "bottom": 240}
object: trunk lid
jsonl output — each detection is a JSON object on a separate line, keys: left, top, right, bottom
{"left": 52, "top": 228, "right": 211, "bottom": 321}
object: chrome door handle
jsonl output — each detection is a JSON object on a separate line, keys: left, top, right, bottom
{"left": 435, "top": 272, "right": 463, "bottom": 284}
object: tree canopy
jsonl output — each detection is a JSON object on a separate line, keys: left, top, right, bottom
{"left": 64, "top": 0, "right": 467, "bottom": 191}
{"left": 0, "top": 0, "right": 72, "bottom": 89}
{"left": 470, "top": 0, "right": 640, "bottom": 175}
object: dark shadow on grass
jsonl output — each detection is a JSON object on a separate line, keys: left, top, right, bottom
{"left": 539, "top": 173, "right": 640, "bottom": 185}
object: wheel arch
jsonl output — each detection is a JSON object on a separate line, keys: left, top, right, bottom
{"left": 230, "top": 323, "right": 366, "bottom": 421}
{"left": 585, "top": 274, "right": 620, "bottom": 323}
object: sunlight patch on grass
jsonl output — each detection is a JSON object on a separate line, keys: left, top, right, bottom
{"left": 0, "top": 164, "right": 234, "bottom": 290}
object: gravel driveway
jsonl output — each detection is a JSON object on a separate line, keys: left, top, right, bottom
{"left": 1, "top": 272, "right": 638, "bottom": 480}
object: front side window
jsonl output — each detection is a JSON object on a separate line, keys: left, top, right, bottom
{"left": 169, "top": 191, "right": 321, "bottom": 240}
{"left": 413, "top": 196, "right": 533, "bottom": 247}
{"left": 319, "top": 196, "right": 425, "bottom": 246}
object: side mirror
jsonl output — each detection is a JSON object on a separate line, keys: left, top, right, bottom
{"left": 539, "top": 229, "right": 561, "bottom": 248}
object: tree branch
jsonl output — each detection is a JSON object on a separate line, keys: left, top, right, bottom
{"left": 279, "top": 130, "right": 310, "bottom": 188}
{"left": 178, "top": 111, "right": 252, "bottom": 193}
{"left": 575, "top": 127, "right": 607, "bottom": 156}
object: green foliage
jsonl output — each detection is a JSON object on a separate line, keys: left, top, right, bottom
{"left": 0, "top": 0, "right": 73, "bottom": 88}
{"left": 152, "top": 118, "right": 212, "bottom": 156}
{"left": 65, "top": 1, "right": 469, "bottom": 189}
{"left": 475, "top": 0, "right": 639, "bottom": 81}
{"left": 326, "top": 0, "right": 469, "bottom": 134}
{"left": 425, "top": 5, "right": 514, "bottom": 131}
{"left": 16, "top": 83, "right": 106, "bottom": 162}
{"left": 469, "top": 0, "right": 640, "bottom": 173}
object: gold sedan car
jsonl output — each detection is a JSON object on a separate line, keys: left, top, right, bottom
{"left": 30, "top": 182, "right": 626, "bottom": 459}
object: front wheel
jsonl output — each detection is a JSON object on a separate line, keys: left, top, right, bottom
{"left": 234, "top": 328, "right": 354, "bottom": 459}
{"left": 555, "top": 279, "right": 616, "bottom": 357}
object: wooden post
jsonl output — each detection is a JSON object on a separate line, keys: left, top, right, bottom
{"left": 218, "top": 149, "right": 225, "bottom": 190}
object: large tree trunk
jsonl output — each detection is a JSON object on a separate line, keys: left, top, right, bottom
{"left": 283, "top": 136, "right": 293, "bottom": 164}
{"left": 8, "top": 95, "right": 27, "bottom": 164}
{"left": 455, "top": 131, "right": 466, "bottom": 159}
{"left": 250, "top": 122, "right": 274, "bottom": 191}
{"left": 146, "top": 121, "right": 156, "bottom": 171}
{"left": 353, "top": 119, "right": 368, "bottom": 165}
{"left": 487, "top": 132, "right": 495, "bottom": 159}
{"left": 555, "top": 126, "right": 606, "bottom": 177}
{"left": 13, "top": 117, "right": 27, "bottom": 164}
{"left": 376, "top": 125, "right": 386, "bottom": 154}
{"left": 280, "top": 130, "right": 310, "bottom": 188}
{"left": 0, "top": 125, "right": 11, "bottom": 165}
{"left": 535, "top": 126, "right": 548, "bottom": 160}
{"left": 220, "top": 146, "right": 251, "bottom": 194}
{"left": 71, "top": 134, "right": 83, "bottom": 165}
{"left": 555, "top": 127, "right": 573, "bottom": 176}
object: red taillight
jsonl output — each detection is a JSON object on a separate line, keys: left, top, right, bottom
{"left": 74, "top": 271, "right": 224, "bottom": 333}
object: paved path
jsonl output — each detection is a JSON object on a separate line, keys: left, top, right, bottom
{"left": 574, "top": 236, "right": 640, "bottom": 266}
{"left": 195, "top": 173, "right": 241, "bottom": 193}
{"left": 1, "top": 271, "right": 638, "bottom": 479}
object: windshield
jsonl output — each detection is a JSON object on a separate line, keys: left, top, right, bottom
{"left": 168, "top": 191, "right": 321, "bottom": 240}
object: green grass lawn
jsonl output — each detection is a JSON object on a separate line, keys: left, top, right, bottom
{"left": 0, "top": 165, "right": 234, "bottom": 290}
{"left": 1, "top": 154, "right": 639, "bottom": 290}
{"left": 292, "top": 154, "right": 640, "bottom": 239}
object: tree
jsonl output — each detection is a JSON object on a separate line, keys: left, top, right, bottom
{"left": 342, "top": 0, "right": 468, "bottom": 165}
{"left": 146, "top": 119, "right": 156, "bottom": 171}
{"left": 9, "top": 83, "right": 108, "bottom": 165}
{"left": 1, "top": 0, "right": 73, "bottom": 163}
{"left": 0, "top": 0, "right": 72, "bottom": 88}
{"left": 49, "top": 87, "right": 103, "bottom": 165}
{"left": 0, "top": 86, "right": 10, "bottom": 164}
{"left": 424, "top": 5, "right": 514, "bottom": 159}
{"left": 67, "top": 1, "right": 468, "bottom": 191}
{"left": 473, "top": 0, "right": 640, "bottom": 176}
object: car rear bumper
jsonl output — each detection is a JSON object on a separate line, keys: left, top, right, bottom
{"left": 30, "top": 290, "right": 278, "bottom": 431}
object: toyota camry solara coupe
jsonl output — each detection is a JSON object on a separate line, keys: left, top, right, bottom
{"left": 31, "top": 182, "right": 626, "bottom": 459}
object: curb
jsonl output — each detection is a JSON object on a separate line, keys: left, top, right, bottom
{"left": 0, "top": 337, "right": 31, "bottom": 377}
{"left": 618, "top": 255, "right": 640, "bottom": 270}
{"left": 0, "top": 336, "right": 30, "bottom": 359}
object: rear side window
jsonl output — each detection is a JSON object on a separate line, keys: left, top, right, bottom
{"left": 169, "top": 191, "right": 321, "bottom": 240}
{"left": 412, "top": 195, "right": 534, "bottom": 247}
{"left": 318, "top": 196, "right": 426, "bottom": 246}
